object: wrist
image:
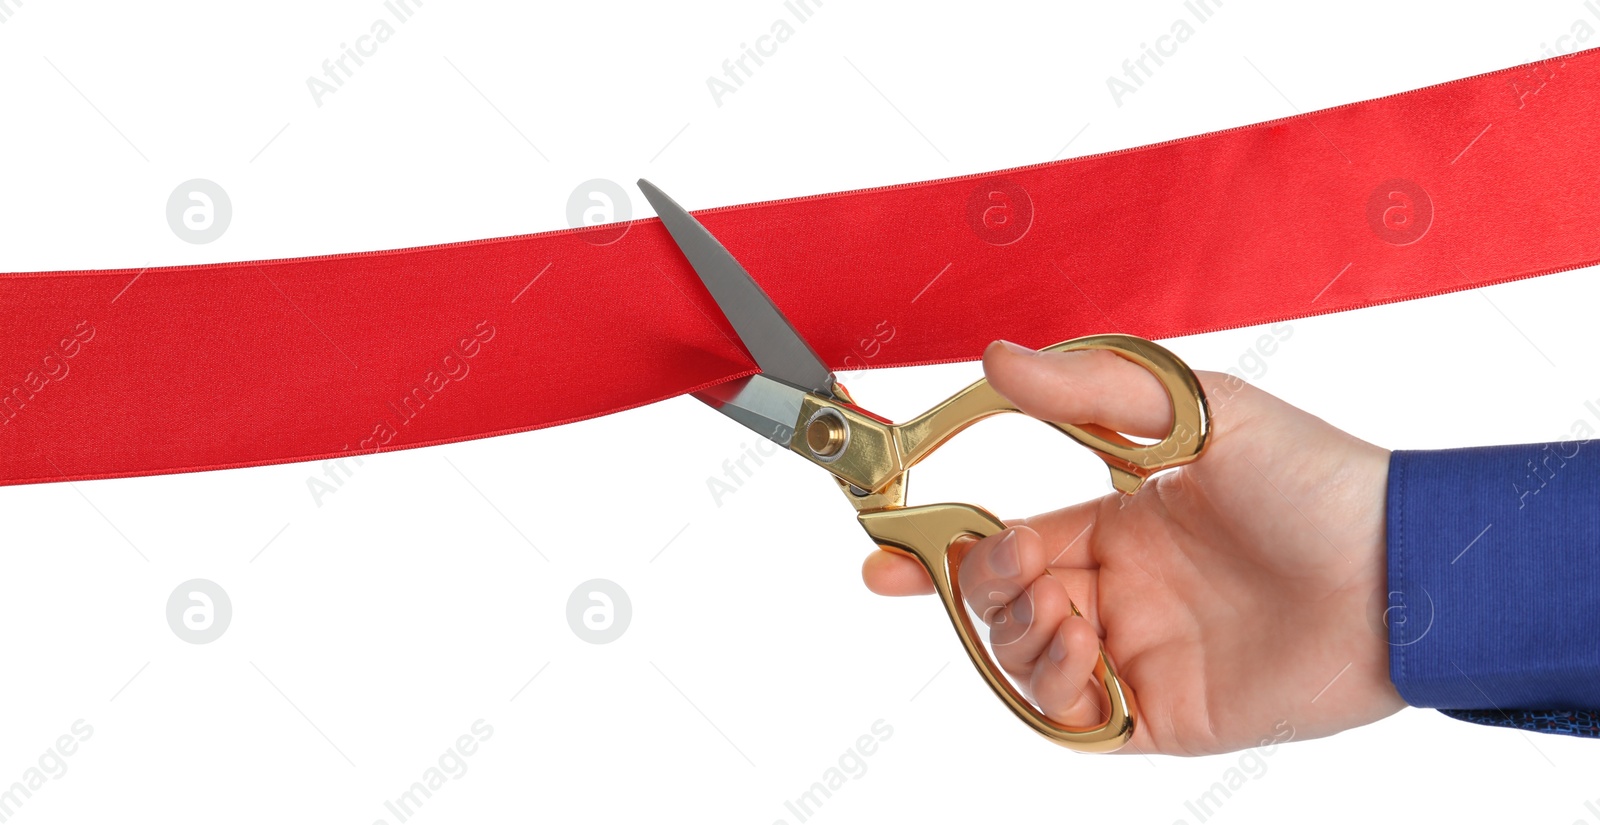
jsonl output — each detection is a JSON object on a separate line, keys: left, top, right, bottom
{"left": 1345, "top": 441, "right": 1408, "bottom": 717}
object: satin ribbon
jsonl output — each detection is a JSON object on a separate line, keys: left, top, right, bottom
{"left": 3, "top": 49, "right": 1597, "bottom": 487}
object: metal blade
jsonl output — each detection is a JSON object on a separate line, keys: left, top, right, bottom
{"left": 691, "top": 373, "right": 807, "bottom": 447}
{"left": 638, "top": 179, "right": 835, "bottom": 396}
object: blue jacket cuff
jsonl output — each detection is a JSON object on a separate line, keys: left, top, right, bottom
{"left": 1388, "top": 443, "right": 1600, "bottom": 709}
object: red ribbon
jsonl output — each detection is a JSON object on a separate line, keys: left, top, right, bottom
{"left": 3, "top": 50, "right": 1597, "bottom": 486}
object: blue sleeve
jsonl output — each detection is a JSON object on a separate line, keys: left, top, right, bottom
{"left": 1388, "top": 443, "right": 1600, "bottom": 738}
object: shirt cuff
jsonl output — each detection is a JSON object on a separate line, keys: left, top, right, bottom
{"left": 1388, "top": 443, "right": 1600, "bottom": 709}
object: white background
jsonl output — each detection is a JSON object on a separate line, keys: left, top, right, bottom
{"left": 2, "top": 0, "right": 1599, "bottom": 822}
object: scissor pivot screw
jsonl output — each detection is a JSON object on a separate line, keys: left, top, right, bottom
{"left": 804, "top": 408, "right": 849, "bottom": 462}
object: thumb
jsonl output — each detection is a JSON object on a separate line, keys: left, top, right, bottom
{"left": 983, "top": 340, "right": 1175, "bottom": 439}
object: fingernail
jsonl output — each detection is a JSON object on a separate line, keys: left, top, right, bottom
{"left": 992, "top": 530, "right": 1021, "bottom": 577}
{"left": 997, "top": 340, "right": 1035, "bottom": 356}
{"left": 1048, "top": 632, "right": 1068, "bottom": 663}
{"left": 1011, "top": 591, "right": 1033, "bottom": 625}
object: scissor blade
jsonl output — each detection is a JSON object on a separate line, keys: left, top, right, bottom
{"left": 691, "top": 374, "right": 807, "bottom": 447}
{"left": 638, "top": 179, "right": 835, "bottom": 397}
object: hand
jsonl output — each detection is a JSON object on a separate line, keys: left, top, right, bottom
{"left": 862, "top": 340, "right": 1404, "bottom": 756}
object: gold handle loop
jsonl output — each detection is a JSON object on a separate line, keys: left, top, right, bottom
{"left": 859, "top": 503, "right": 1135, "bottom": 752}
{"left": 794, "top": 335, "right": 1209, "bottom": 496}
{"left": 897, "top": 334, "right": 1210, "bottom": 493}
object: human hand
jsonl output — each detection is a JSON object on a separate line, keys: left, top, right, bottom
{"left": 862, "top": 340, "right": 1404, "bottom": 756}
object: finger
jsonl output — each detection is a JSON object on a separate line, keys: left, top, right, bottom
{"left": 984, "top": 340, "right": 1174, "bottom": 439}
{"left": 1044, "top": 568, "right": 1102, "bottom": 636}
{"left": 991, "top": 575, "right": 1073, "bottom": 681}
{"left": 861, "top": 549, "right": 933, "bottom": 596}
{"left": 958, "top": 526, "right": 1047, "bottom": 624}
{"left": 1029, "top": 615, "right": 1104, "bottom": 727}
{"left": 1017, "top": 500, "right": 1100, "bottom": 569}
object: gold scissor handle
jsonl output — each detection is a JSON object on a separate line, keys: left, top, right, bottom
{"left": 792, "top": 335, "right": 1208, "bottom": 751}
{"left": 896, "top": 334, "right": 1210, "bottom": 493}
{"left": 859, "top": 502, "right": 1136, "bottom": 751}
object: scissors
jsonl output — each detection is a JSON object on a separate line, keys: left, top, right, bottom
{"left": 638, "top": 179, "right": 1211, "bottom": 752}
